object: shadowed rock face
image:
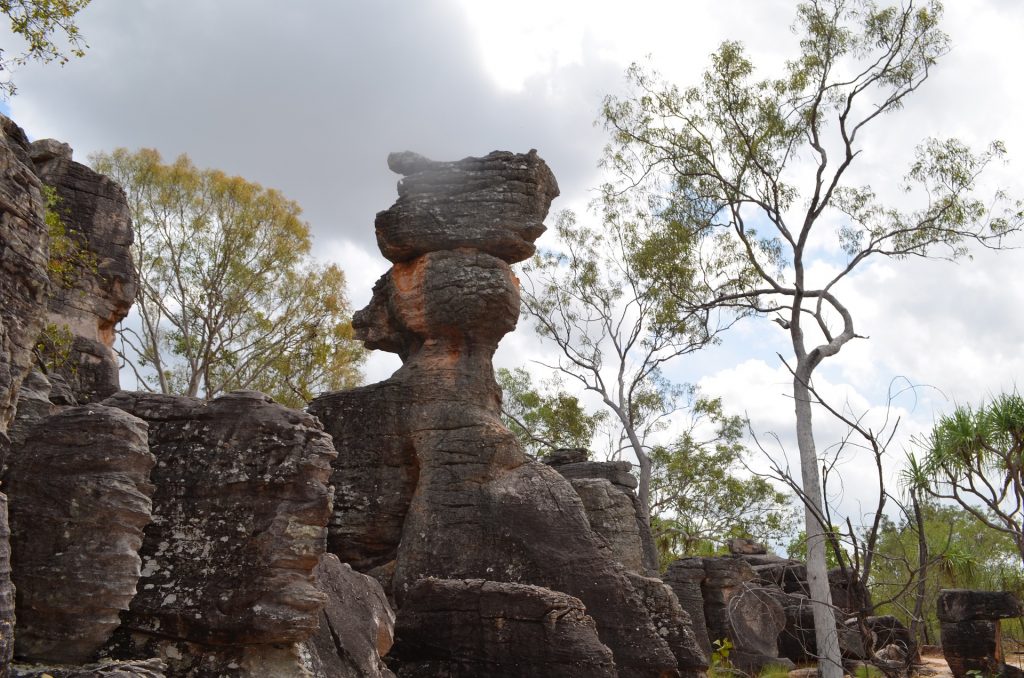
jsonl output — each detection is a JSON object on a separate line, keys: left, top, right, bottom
{"left": 0, "top": 116, "right": 50, "bottom": 437}
{"left": 306, "top": 554, "right": 396, "bottom": 678}
{"left": 0, "top": 114, "right": 52, "bottom": 678}
{"left": 103, "top": 390, "right": 336, "bottom": 647}
{"left": 938, "top": 589, "right": 1024, "bottom": 678}
{"left": 389, "top": 578, "right": 617, "bottom": 678}
{"left": 30, "top": 139, "right": 137, "bottom": 404}
{"left": 311, "top": 150, "right": 702, "bottom": 677}
{"left": 6, "top": 405, "right": 154, "bottom": 664}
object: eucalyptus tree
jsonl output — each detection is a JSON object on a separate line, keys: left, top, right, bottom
{"left": 92, "top": 148, "right": 364, "bottom": 409}
{"left": 601, "top": 1, "right": 1023, "bottom": 673}
{"left": 519, "top": 195, "right": 730, "bottom": 526}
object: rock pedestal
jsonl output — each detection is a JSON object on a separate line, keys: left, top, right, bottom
{"left": 310, "top": 150, "right": 705, "bottom": 677}
{"left": 938, "top": 589, "right": 1024, "bottom": 678}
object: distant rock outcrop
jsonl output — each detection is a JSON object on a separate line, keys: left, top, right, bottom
{"left": 311, "top": 150, "right": 705, "bottom": 677}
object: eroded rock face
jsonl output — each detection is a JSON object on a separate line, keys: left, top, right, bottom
{"left": 307, "top": 554, "right": 396, "bottom": 678}
{"left": 545, "top": 455, "right": 659, "bottom": 576}
{"left": 10, "top": 658, "right": 167, "bottom": 678}
{"left": 30, "top": 139, "right": 137, "bottom": 404}
{"left": 625, "top": 573, "right": 707, "bottom": 678}
{"left": 5, "top": 405, "right": 153, "bottom": 664}
{"left": 311, "top": 150, "right": 700, "bottom": 677}
{"left": 0, "top": 495, "right": 14, "bottom": 676}
{"left": 701, "top": 558, "right": 790, "bottom": 673}
{"left": 0, "top": 116, "right": 50, "bottom": 435}
{"left": 103, "top": 390, "right": 336, "bottom": 648}
{"left": 938, "top": 589, "right": 1024, "bottom": 678}
{"left": 374, "top": 150, "right": 559, "bottom": 265}
{"left": 389, "top": 578, "right": 617, "bottom": 678}
{"left": 664, "top": 559, "right": 711, "bottom": 658}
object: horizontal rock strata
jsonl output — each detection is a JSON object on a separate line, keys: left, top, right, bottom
{"left": 5, "top": 405, "right": 154, "bottom": 663}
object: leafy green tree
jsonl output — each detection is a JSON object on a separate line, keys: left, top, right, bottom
{"left": 650, "top": 397, "right": 797, "bottom": 568}
{"left": 913, "top": 392, "right": 1024, "bottom": 564}
{"left": 520, "top": 198, "right": 728, "bottom": 527}
{"left": 601, "top": 1, "right": 1023, "bottom": 673}
{"left": 496, "top": 366, "right": 607, "bottom": 458}
{"left": 0, "top": 0, "right": 91, "bottom": 97}
{"left": 92, "top": 148, "right": 363, "bottom": 409}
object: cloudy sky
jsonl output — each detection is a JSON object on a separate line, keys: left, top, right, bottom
{"left": 5, "top": 0, "right": 1024, "bottom": 526}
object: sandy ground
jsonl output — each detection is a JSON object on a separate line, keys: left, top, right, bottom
{"left": 915, "top": 653, "right": 953, "bottom": 678}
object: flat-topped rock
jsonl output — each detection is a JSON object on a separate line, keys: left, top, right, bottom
{"left": 374, "top": 150, "right": 559, "bottom": 264}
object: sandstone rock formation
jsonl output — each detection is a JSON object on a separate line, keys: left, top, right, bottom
{"left": 5, "top": 405, "right": 153, "bottom": 663}
{"left": 0, "top": 114, "right": 54, "bottom": 678}
{"left": 102, "top": 391, "right": 336, "bottom": 670}
{"left": 389, "top": 578, "right": 617, "bottom": 678}
{"left": 544, "top": 449, "right": 659, "bottom": 575}
{"left": 0, "top": 116, "right": 50, "bottom": 438}
{"left": 938, "top": 589, "right": 1024, "bottom": 678}
{"left": 307, "top": 554, "right": 396, "bottom": 678}
{"left": 30, "top": 138, "right": 137, "bottom": 404}
{"left": 310, "top": 150, "right": 706, "bottom": 677}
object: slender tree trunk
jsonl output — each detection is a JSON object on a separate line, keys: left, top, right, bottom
{"left": 910, "top": 488, "right": 929, "bottom": 648}
{"left": 794, "top": 367, "right": 843, "bottom": 678}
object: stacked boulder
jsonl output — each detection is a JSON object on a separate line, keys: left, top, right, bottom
{"left": 664, "top": 540, "right": 914, "bottom": 672}
{"left": 309, "top": 150, "right": 707, "bottom": 677}
{"left": 938, "top": 589, "right": 1024, "bottom": 678}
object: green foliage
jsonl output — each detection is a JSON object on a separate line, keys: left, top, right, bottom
{"left": 870, "top": 501, "right": 1024, "bottom": 645}
{"left": 709, "top": 638, "right": 733, "bottom": 677}
{"left": 787, "top": 528, "right": 844, "bottom": 570}
{"left": 33, "top": 321, "right": 72, "bottom": 374}
{"left": 496, "top": 367, "right": 606, "bottom": 458}
{"left": 91, "top": 148, "right": 364, "bottom": 409}
{"left": 43, "top": 183, "right": 96, "bottom": 290}
{"left": 650, "top": 397, "right": 797, "bottom": 568}
{"left": 0, "top": 0, "right": 91, "bottom": 97}
{"left": 912, "top": 391, "right": 1024, "bottom": 563}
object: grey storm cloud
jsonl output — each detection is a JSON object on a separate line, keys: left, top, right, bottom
{"left": 8, "top": 0, "right": 620, "bottom": 258}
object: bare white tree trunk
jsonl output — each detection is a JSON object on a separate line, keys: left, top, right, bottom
{"left": 794, "top": 369, "right": 843, "bottom": 678}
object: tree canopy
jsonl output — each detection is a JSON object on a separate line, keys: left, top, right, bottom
{"left": 92, "top": 148, "right": 363, "bottom": 409}
{"left": 0, "top": 0, "right": 91, "bottom": 97}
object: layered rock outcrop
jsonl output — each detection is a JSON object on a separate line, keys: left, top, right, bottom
{"left": 5, "top": 405, "right": 154, "bottom": 663}
{"left": 389, "top": 578, "right": 616, "bottom": 678}
{"left": 0, "top": 115, "right": 53, "bottom": 678}
{"left": 310, "top": 150, "right": 706, "bottom": 677}
{"left": 102, "top": 390, "right": 336, "bottom": 666}
{"left": 544, "top": 448, "right": 659, "bottom": 576}
{"left": 938, "top": 589, "right": 1024, "bottom": 678}
{"left": 30, "top": 139, "right": 136, "bottom": 404}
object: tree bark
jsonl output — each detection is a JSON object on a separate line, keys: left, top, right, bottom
{"left": 794, "top": 367, "right": 843, "bottom": 678}
{"left": 910, "top": 488, "right": 929, "bottom": 648}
